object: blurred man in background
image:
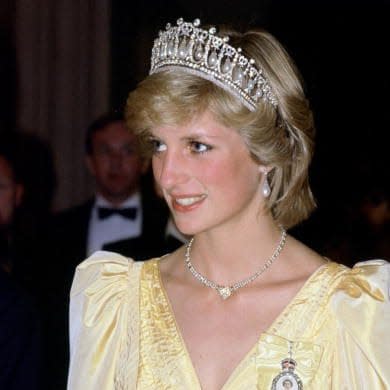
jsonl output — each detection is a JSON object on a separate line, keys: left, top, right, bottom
{"left": 47, "top": 111, "right": 168, "bottom": 388}
{"left": 52, "top": 111, "right": 168, "bottom": 272}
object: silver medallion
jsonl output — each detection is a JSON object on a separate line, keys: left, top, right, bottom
{"left": 271, "top": 341, "right": 303, "bottom": 390}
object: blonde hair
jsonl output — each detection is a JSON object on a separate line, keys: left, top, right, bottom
{"left": 125, "top": 28, "right": 316, "bottom": 229}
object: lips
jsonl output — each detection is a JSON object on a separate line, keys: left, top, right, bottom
{"left": 170, "top": 194, "right": 207, "bottom": 212}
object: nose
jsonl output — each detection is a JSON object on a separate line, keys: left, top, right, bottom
{"left": 109, "top": 150, "right": 125, "bottom": 169}
{"left": 153, "top": 149, "right": 188, "bottom": 189}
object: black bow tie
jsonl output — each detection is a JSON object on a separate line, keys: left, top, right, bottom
{"left": 98, "top": 207, "right": 137, "bottom": 220}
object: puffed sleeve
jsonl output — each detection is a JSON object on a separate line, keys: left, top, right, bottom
{"left": 331, "top": 259, "right": 390, "bottom": 389}
{"left": 67, "top": 251, "right": 143, "bottom": 390}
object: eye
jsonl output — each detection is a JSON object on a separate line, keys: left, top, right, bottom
{"left": 149, "top": 138, "right": 167, "bottom": 153}
{"left": 189, "top": 141, "right": 212, "bottom": 154}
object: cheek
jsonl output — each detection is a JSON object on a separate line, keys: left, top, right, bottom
{"left": 0, "top": 191, "right": 14, "bottom": 215}
{"left": 124, "top": 157, "right": 143, "bottom": 174}
{"left": 202, "top": 158, "right": 257, "bottom": 192}
{"left": 200, "top": 161, "right": 227, "bottom": 186}
{"left": 0, "top": 189, "right": 12, "bottom": 202}
{"left": 90, "top": 158, "right": 108, "bottom": 175}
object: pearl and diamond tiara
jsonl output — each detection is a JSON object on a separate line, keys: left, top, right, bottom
{"left": 150, "top": 18, "right": 278, "bottom": 111}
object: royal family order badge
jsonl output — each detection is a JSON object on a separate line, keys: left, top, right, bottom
{"left": 271, "top": 357, "right": 303, "bottom": 390}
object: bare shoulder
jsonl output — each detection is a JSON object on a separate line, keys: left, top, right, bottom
{"left": 280, "top": 235, "right": 328, "bottom": 281}
{"left": 256, "top": 236, "right": 329, "bottom": 313}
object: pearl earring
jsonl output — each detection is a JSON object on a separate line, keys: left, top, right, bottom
{"left": 262, "top": 171, "right": 271, "bottom": 198}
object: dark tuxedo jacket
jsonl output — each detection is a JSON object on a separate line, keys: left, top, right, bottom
{"left": 50, "top": 192, "right": 168, "bottom": 283}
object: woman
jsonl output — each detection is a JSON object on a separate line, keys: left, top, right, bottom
{"left": 68, "top": 18, "right": 389, "bottom": 389}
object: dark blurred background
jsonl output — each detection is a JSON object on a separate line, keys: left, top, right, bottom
{"left": 1, "top": 0, "right": 389, "bottom": 260}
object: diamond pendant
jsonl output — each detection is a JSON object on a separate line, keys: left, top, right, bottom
{"left": 217, "top": 286, "right": 233, "bottom": 300}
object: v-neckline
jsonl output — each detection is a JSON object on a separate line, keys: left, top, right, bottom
{"left": 155, "top": 260, "right": 332, "bottom": 390}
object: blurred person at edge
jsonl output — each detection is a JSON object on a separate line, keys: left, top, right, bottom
{"left": 0, "top": 136, "right": 43, "bottom": 390}
{"left": 0, "top": 134, "right": 44, "bottom": 289}
{"left": 0, "top": 142, "right": 23, "bottom": 272}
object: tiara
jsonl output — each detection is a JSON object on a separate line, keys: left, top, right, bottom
{"left": 150, "top": 18, "right": 278, "bottom": 111}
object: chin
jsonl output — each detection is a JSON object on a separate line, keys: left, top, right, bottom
{"left": 175, "top": 225, "right": 195, "bottom": 236}
{"left": 173, "top": 218, "right": 207, "bottom": 237}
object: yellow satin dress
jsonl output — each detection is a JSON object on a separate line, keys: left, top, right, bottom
{"left": 67, "top": 251, "right": 389, "bottom": 389}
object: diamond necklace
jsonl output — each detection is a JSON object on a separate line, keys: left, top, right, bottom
{"left": 184, "top": 227, "right": 287, "bottom": 300}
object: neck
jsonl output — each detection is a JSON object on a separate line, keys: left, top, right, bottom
{"left": 97, "top": 191, "right": 136, "bottom": 207}
{"left": 188, "top": 217, "right": 285, "bottom": 285}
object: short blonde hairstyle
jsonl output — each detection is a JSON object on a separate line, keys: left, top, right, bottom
{"left": 126, "top": 28, "right": 316, "bottom": 229}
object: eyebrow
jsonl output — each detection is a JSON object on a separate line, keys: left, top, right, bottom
{"left": 182, "top": 132, "right": 221, "bottom": 140}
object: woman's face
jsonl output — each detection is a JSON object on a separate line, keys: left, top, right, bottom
{"left": 151, "top": 111, "right": 264, "bottom": 235}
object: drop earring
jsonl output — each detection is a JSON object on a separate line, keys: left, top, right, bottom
{"left": 262, "top": 171, "right": 271, "bottom": 198}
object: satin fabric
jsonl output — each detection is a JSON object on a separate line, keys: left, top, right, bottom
{"left": 68, "top": 253, "right": 389, "bottom": 389}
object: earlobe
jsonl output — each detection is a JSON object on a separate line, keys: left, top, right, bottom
{"left": 258, "top": 165, "right": 270, "bottom": 174}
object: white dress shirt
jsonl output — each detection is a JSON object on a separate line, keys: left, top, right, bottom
{"left": 86, "top": 193, "right": 142, "bottom": 256}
